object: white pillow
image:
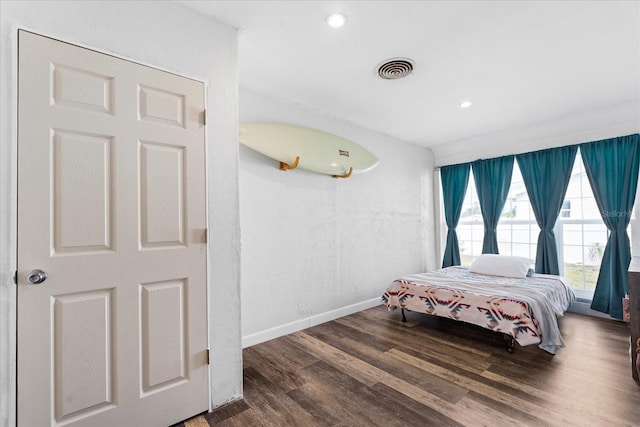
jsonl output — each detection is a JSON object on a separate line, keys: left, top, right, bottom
{"left": 469, "top": 254, "right": 533, "bottom": 279}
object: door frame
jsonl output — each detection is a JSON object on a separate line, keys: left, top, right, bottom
{"left": 2, "top": 27, "right": 213, "bottom": 426}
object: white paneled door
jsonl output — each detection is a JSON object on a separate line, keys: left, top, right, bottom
{"left": 17, "top": 31, "right": 208, "bottom": 426}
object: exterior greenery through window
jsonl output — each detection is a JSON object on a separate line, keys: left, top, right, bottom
{"left": 456, "top": 149, "right": 610, "bottom": 300}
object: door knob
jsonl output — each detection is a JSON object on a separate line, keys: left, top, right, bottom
{"left": 27, "top": 269, "right": 47, "bottom": 284}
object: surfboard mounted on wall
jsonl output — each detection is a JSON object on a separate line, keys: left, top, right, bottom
{"left": 239, "top": 122, "right": 379, "bottom": 178}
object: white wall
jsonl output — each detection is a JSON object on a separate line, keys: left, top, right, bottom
{"left": 239, "top": 88, "right": 436, "bottom": 347}
{"left": 0, "top": 2, "right": 242, "bottom": 425}
{"left": 431, "top": 100, "right": 640, "bottom": 166}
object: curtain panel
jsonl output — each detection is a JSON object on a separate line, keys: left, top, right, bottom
{"left": 472, "top": 156, "right": 514, "bottom": 254}
{"left": 440, "top": 163, "right": 471, "bottom": 267}
{"left": 516, "top": 146, "right": 577, "bottom": 275}
{"left": 580, "top": 134, "right": 640, "bottom": 319}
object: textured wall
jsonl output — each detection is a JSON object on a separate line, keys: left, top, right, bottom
{"left": 239, "top": 88, "right": 436, "bottom": 345}
{"left": 0, "top": 2, "right": 241, "bottom": 424}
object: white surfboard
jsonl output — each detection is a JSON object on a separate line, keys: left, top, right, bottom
{"left": 239, "top": 123, "right": 379, "bottom": 178}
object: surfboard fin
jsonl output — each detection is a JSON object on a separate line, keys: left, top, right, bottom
{"left": 279, "top": 156, "right": 300, "bottom": 171}
{"left": 332, "top": 167, "right": 353, "bottom": 179}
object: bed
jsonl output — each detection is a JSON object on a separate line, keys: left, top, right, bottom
{"left": 381, "top": 261, "right": 576, "bottom": 354}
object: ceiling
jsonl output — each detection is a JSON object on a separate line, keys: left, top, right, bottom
{"left": 180, "top": 1, "right": 639, "bottom": 150}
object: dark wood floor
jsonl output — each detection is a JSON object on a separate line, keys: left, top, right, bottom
{"left": 183, "top": 305, "right": 640, "bottom": 426}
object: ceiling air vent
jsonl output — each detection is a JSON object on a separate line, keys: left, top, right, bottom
{"left": 376, "top": 58, "right": 414, "bottom": 80}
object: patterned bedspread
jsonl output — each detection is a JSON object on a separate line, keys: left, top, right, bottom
{"left": 382, "top": 266, "right": 576, "bottom": 354}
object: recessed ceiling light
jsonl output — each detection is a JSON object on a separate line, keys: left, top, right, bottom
{"left": 326, "top": 13, "right": 347, "bottom": 28}
{"left": 460, "top": 100, "right": 472, "bottom": 108}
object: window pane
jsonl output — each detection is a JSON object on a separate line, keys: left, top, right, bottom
{"left": 530, "top": 227, "right": 539, "bottom": 243}
{"left": 457, "top": 225, "right": 471, "bottom": 242}
{"left": 582, "top": 246, "right": 600, "bottom": 291}
{"left": 563, "top": 263, "right": 585, "bottom": 290}
{"left": 563, "top": 244, "right": 584, "bottom": 264}
{"left": 512, "top": 224, "right": 533, "bottom": 243}
{"left": 582, "top": 197, "right": 601, "bottom": 220}
{"left": 499, "top": 241, "right": 513, "bottom": 255}
{"left": 496, "top": 224, "right": 511, "bottom": 243}
{"left": 560, "top": 200, "right": 571, "bottom": 218}
{"left": 584, "top": 242, "right": 604, "bottom": 267}
{"left": 512, "top": 243, "right": 535, "bottom": 259}
{"left": 460, "top": 173, "right": 482, "bottom": 222}
{"left": 563, "top": 225, "right": 583, "bottom": 246}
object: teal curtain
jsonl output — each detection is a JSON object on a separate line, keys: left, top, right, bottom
{"left": 580, "top": 134, "right": 640, "bottom": 319}
{"left": 472, "top": 156, "right": 514, "bottom": 254}
{"left": 441, "top": 163, "right": 470, "bottom": 267}
{"left": 516, "top": 146, "right": 577, "bottom": 274}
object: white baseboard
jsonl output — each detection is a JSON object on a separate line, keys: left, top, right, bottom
{"left": 568, "top": 300, "right": 618, "bottom": 320}
{"left": 242, "top": 297, "right": 382, "bottom": 348}
{"left": 240, "top": 298, "right": 622, "bottom": 349}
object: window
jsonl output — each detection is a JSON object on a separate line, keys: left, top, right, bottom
{"left": 452, "top": 149, "right": 611, "bottom": 301}
{"left": 457, "top": 173, "right": 484, "bottom": 266}
{"left": 457, "top": 163, "right": 539, "bottom": 265}
{"left": 496, "top": 163, "right": 539, "bottom": 260}
{"left": 555, "top": 150, "right": 608, "bottom": 300}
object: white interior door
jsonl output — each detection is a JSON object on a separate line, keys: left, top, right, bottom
{"left": 17, "top": 30, "right": 209, "bottom": 427}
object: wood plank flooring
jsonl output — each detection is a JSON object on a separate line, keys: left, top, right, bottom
{"left": 181, "top": 305, "right": 640, "bottom": 426}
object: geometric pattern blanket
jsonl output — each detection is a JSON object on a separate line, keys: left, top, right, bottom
{"left": 382, "top": 267, "right": 575, "bottom": 354}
